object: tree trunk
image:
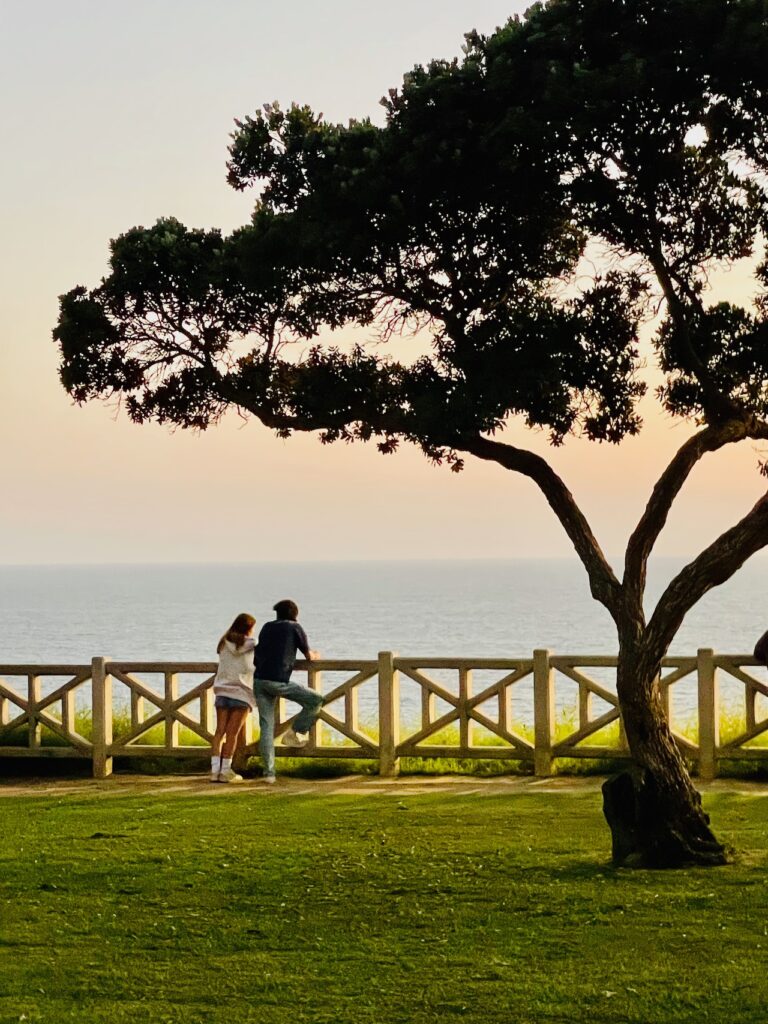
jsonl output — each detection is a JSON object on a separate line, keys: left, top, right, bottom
{"left": 603, "top": 635, "right": 727, "bottom": 867}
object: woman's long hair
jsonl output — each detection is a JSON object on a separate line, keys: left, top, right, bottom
{"left": 217, "top": 612, "right": 256, "bottom": 654}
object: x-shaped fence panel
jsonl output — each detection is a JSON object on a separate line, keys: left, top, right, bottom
{"left": 108, "top": 662, "right": 216, "bottom": 756}
{"left": 550, "top": 657, "right": 625, "bottom": 759}
{"left": 395, "top": 658, "right": 535, "bottom": 760}
{"left": 273, "top": 661, "right": 379, "bottom": 759}
{"left": 715, "top": 655, "right": 768, "bottom": 758}
{"left": 0, "top": 665, "right": 92, "bottom": 758}
{"left": 550, "top": 655, "right": 702, "bottom": 762}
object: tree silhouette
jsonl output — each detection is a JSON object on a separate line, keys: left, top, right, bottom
{"left": 55, "top": 0, "right": 768, "bottom": 864}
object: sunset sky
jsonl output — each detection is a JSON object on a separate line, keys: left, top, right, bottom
{"left": 2, "top": 0, "right": 766, "bottom": 566}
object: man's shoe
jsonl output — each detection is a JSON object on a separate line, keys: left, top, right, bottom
{"left": 218, "top": 768, "right": 244, "bottom": 783}
{"left": 282, "top": 727, "right": 309, "bottom": 747}
{"left": 263, "top": 775, "right": 277, "bottom": 784}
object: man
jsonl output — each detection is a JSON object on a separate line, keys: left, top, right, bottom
{"left": 253, "top": 599, "right": 322, "bottom": 783}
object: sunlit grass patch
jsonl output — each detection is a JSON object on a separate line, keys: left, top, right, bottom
{"left": 1, "top": 789, "right": 767, "bottom": 1024}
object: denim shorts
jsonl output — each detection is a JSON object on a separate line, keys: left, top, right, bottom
{"left": 214, "top": 696, "right": 250, "bottom": 711}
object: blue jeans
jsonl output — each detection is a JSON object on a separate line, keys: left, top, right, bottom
{"left": 253, "top": 677, "right": 323, "bottom": 777}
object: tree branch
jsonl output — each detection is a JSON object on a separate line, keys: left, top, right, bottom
{"left": 624, "top": 417, "right": 768, "bottom": 610}
{"left": 459, "top": 435, "right": 622, "bottom": 616}
{"left": 213, "top": 373, "right": 305, "bottom": 432}
{"left": 647, "top": 247, "right": 740, "bottom": 421}
{"left": 646, "top": 489, "right": 768, "bottom": 659}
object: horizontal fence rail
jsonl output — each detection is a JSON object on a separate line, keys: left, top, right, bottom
{"left": 1, "top": 650, "right": 767, "bottom": 779}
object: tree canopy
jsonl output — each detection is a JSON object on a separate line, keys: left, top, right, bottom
{"left": 57, "top": 0, "right": 768, "bottom": 465}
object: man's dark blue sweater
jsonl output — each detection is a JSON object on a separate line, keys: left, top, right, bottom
{"left": 254, "top": 620, "right": 311, "bottom": 683}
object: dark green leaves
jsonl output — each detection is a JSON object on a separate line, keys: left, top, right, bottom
{"left": 54, "top": 287, "right": 144, "bottom": 402}
{"left": 53, "top": 0, "right": 768, "bottom": 452}
{"left": 658, "top": 303, "right": 768, "bottom": 419}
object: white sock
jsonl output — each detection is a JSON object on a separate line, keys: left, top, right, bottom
{"left": 222, "top": 757, "right": 232, "bottom": 771}
{"left": 211, "top": 755, "right": 221, "bottom": 775}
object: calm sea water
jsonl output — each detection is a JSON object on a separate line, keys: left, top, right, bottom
{"left": 1, "top": 559, "right": 766, "bottom": 722}
{"left": 1, "top": 558, "right": 766, "bottom": 663}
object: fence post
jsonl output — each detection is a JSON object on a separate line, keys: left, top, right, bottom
{"left": 533, "top": 649, "right": 554, "bottom": 777}
{"left": 378, "top": 651, "right": 400, "bottom": 777}
{"left": 459, "top": 668, "right": 473, "bottom": 751}
{"left": 697, "top": 648, "right": 719, "bottom": 782}
{"left": 28, "top": 674, "right": 41, "bottom": 749}
{"left": 307, "top": 661, "right": 322, "bottom": 749}
{"left": 92, "top": 657, "right": 113, "bottom": 779}
{"left": 164, "top": 671, "right": 179, "bottom": 750}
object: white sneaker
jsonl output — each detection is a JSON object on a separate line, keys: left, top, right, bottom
{"left": 218, "top": 767, "right": 244, "bottom": 784}
{"left": 282, "top": 727, "right": 308, "bottom": 747}
{"left": 263, "top": 775, "right": 277, "bottom": 784}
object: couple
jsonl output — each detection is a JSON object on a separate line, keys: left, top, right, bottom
{"left": 210, "top": 599, "right": 323, "bottom": 784}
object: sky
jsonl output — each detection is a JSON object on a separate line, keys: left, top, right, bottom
{"left": 1, "top": 0, "right": 766, "bottom": 566}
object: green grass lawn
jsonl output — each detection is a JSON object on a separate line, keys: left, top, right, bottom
{"left": 1, "top": 787, "right": 767, "bottom": 1024}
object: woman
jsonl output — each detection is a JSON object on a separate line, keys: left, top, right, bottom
{"left": 211, "top": 612, "right": 257, "bottom": 783}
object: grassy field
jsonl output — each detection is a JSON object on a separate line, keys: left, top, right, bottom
{"left": 1, "top": 786, "right": 768, "bottom": 1024}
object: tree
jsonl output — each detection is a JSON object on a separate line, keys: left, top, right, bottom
{"left": 54, "top": 0, "right": 768, "bottom": 865}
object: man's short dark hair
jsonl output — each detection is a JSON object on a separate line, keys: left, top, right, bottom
{"left": 273, "top": 599, "right": 299, "bottom": 621}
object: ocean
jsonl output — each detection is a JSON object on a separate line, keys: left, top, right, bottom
{"left": 1, "top": 559, "right": 766, "bottom": 724}
{"left": 1, "top": 558, "right": 765, "bottom": 663}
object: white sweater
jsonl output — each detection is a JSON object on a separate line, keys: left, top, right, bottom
{"left": 213, "top": 638, "right": 256, "bottom": 708}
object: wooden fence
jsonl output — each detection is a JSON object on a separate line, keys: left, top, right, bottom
{"left": 1, "top": 650, "right": 767, "bottom": 780}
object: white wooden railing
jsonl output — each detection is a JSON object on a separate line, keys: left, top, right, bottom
{"left": 1, "top": 650, "right": 767, "bottom": 779}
